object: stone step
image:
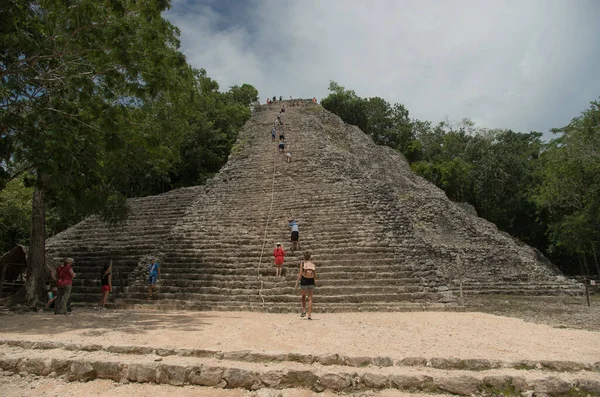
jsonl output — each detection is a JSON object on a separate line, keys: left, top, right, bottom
{"left": 1, "top": 344, "right": 598, "bottom": 395}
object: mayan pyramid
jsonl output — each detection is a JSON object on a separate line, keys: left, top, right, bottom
{"left": 45, "top": 102, "right": 582, "bottom": 311}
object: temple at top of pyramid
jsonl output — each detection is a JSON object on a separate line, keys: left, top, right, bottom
{"left": 46, "top": 101, "right": 583, "bottom": 311}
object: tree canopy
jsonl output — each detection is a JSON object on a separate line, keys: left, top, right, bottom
{"left": 1, "top": 0, "right": 257, "bottom": 305}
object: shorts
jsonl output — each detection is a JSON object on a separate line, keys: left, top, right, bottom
{"left": 101, "top": 285, "right": 110, "bottom": 292}
{"left": 291, "top": 231, "right": 299, "bottom": 241}
{"left": 300, "top": 284, "right": 315, "bottom": 291}
{"left": 271, "top": 133, "right": 275, "bottom": 139}
{"left": 148, "top": 275, "right": 158, "bottom": 286}
{"left": 279, "top": 144, "right": 285, "bottom": 150}
{"left": 275, "top": 257, "right": 284, "bottom": 266}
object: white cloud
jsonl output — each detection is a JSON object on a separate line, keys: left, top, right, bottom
{"left": 165, "top": 0, "right": 600, "bottom": 136}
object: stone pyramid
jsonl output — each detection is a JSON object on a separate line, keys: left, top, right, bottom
{"left": 45, "top": 102, "right": 582, "bottom": 311}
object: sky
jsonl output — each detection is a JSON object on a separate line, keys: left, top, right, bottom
{"left": 164, "top": 0, "right": 600, "bottom": 138}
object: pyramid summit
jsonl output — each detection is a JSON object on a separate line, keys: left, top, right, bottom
{"left": 45, "top": 101, "right": 582, "bottom": 310}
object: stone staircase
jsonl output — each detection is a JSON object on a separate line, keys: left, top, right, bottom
{"left": 1, "top": 339, "right": 599, "bottom": 395}
{"left": 45, "top": 101, "right": 583, "bottom": 311}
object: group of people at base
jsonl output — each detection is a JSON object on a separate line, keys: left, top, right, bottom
{"left": 272, "top": 219, "right": 316, "bottom": 320}
{"left": 47, "top": 255, "right": 160, "bottom": 312}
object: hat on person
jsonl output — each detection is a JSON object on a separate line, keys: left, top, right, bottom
{"left": 276, "top": 242, "right": 281, "bottom": 246}
{"left": 64, "top": 257, "right": 74, "bottom": 264}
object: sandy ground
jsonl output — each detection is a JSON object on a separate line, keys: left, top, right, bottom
{"left": 0, "top": 374, "right": 454, "bottom": 397}
{"left": 1, "top": 307, "right": 599, "bottom": 364}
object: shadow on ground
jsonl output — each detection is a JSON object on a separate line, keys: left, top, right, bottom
{"left": 0, "top": 309, "right": 240, "bottom": 336}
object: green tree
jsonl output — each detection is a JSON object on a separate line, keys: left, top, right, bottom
{"left": 0, "top": 177, "right": 34, "bottom": 253}
{"left": 1, "top": 0, "right": 195, "bottom": 306}
{"left": 534, "top": 99, "right": 600, "bottom": 275}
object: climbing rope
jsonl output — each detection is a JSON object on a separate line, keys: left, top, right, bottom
{"left": 256, "top": 107, "right": 285, "bottom": 307}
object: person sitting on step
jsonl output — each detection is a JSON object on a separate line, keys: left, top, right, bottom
{"left": 295, "top": 251, "right": 316, "bottom": 320}
{"left": 273, "top": 243, "right": 286, "bottom": 277}
{"left": 278, "top": 141, "right": 285, "bottom": 154}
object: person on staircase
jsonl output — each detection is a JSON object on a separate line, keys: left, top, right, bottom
{"left": 295, "top": 251, "right": 316, "bottom": 320}
{"left": 288, "top": 219, "right": 300, "bottom": 252}
{"left": 278, "top": 140, "right": 285, "bottom": 154}
{"left": 271, "top": 127, "right": 276, "bottom": 142}
{"left": 99, "top": 261, "right": 112, "bottom": 309}
{"left": 279, "top": 130, "right": 285, "bottom": 142}
{"left": 147, "top": 257, "right": 161, "bottom": 300}
{"left": 286, "top": 151, "right": 292, "bottom": 163}
{"left": 53, "top": 257, "right": 76, "bottom": 315}
{"left": 273, "top": 243, "right": 286, "bottom": 277}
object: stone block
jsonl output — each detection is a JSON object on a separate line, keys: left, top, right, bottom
{"left": 371, "top": 356, "right": 393, "bottom": 367}
{"left": 22, "top": 358, "right": 52, "bottom": 376}
{"left": 320, "top": 373, "right": 352, "bottom": 391}
{"left": 156, "top": 364, "right": 188, "bottom": 386}
{"left": 436, "top": 376, "right": 480, "bottom": 396}
{"left": 127, "top": 363, "right": 157, "bottom": 383}
{"left": 576, "top": 379, "right": 600, "bottom": 395}
{"left": 362, "top": 372, "right": 389, "bottom": 389}
{"left": 286, "top": 353, "right": 314, "bottom": 364}
{"left": 106, "top": 345, "right": 153, "bottom": 355}
{"left": 223, "top": 367, "right": 256, "bottom": 389}
{"left": 50, "top": 358, "right": 71, "bottom": 375}
{"left": 390, "top": 374, "right": 435, "bottom": 391}
{"left": 67, "top": 361, "right": 97, "bottom": 382}
{"left": 317, "top": 354, "right": 343, "bottom": 366}
{"left": 0, "top": 357, "right": 21, "bottom": 372}
{"left": 155, "top": 348, "right": 176, "bottom": 357}
{"left": 540, "top": 360, "right": 586, "bottom": 372}
{"left": 260, "top": 370, "right": 287, "bottom": 387}
{"left": 531, "top": 377, "right": 572, "bottom": 395}
{"left": 94, "top": 361, "right": 127, "bottom": 381}
{"left": 284, "top": 370, "right": 319, "bottom": 388}
{"left": 399, "top": 357, "right": 427, "bottom": 366}
{"left": 187, "top": 364, "right": 223, "bottom": 386}
{"left": 345, "top": 356, "right": 371, "bottom": 367}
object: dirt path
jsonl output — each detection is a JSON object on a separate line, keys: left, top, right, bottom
{"left": 1, "top": 308, "right": 599, "bottom": 364}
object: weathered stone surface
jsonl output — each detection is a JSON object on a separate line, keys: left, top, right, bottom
{"left": 540, "top": 360, "right": 587, "bottom": 372}
{"left": 247, "top": 352, "right": 287, "bottom": 363}
{"left": 371, "top": 356, "right": 393, "bottom": 367}
{"left": 32, "top": 341, "right": 63, "bottom": 350}
{"left": 399, "top": 357, "right": 427, "bottom": 367}
{"left": 436, "top": 376, "right": 480, "bottom": 396}
{"left": 362, "top": 372, "right": 389, "bottom": 389}
{"left": 154, "top": 348, "right": 176, "bottom": 357}
{"left": 106, "top": 345, "right": 153, "bottom": 355}
{"left": 94, "top": 361, "right": 127, "bottom": 381}
{"left": 285, "top": 370, "right": 319, "bottom": 388}
{"left": 50, "top": 358, "right": 70, "bottom": 375}
{"left": 67, "top": 361, "right": 97, "bottom": 382}
{"left": 320, "top": 373, "right": 352, "bottom": 391}
{"left": 531, "top": 377, "right": 572, "bottom": 395}
{"left": 187, "top": 365, "right": 223, "bottom": 386}
{"left": 345, "top": 356, "right": 371, "bottom": 367}
{"left": 127, "top": 363, "right": 157, "bottom": 383}
{"left": 179, "top": 348, "right": 215, "bottom": 358}
{"left": 483, "top": 375, "right": 527, "bottom": 393}
{"left": 156, "top": 364, "right": 188, "bottom": 386}
{"left": 260, "top": 370, "right": 287, "bottom": 387}
{"left": 0, "top": 357, "right": 21, "bottom": 372}
{"left": 80, "top": 344, "right": 103, "bottom": 352}
{"left": 221, "top": 350, "right": 250, "bottom": 361}
{"left": 390, "top": 374, "right": 435, "bottom": 391}
{"left": 22, "top": 358, "right": 52, "bottom": 376}
{"left": 223, "top": 368, "right": 256, "bottom": 389}
{"left": 317, "top": 354, "right": 343, "bottom": 366}
{"left": 576, "top": 379, "right": 600, "bottom": 395}
{"left": 286, "top": 353, "right": 314, "bottom": 364}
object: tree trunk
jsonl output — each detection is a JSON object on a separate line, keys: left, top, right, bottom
{"left": 24, "top": 183, "right": 47, "bottom": 308}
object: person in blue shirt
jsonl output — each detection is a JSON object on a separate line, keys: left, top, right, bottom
{"left": 288, "top": 219, "right": 300, "bottom": 252}
{"left": 147, "top": 257, "right": 161, "bottom": 300}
